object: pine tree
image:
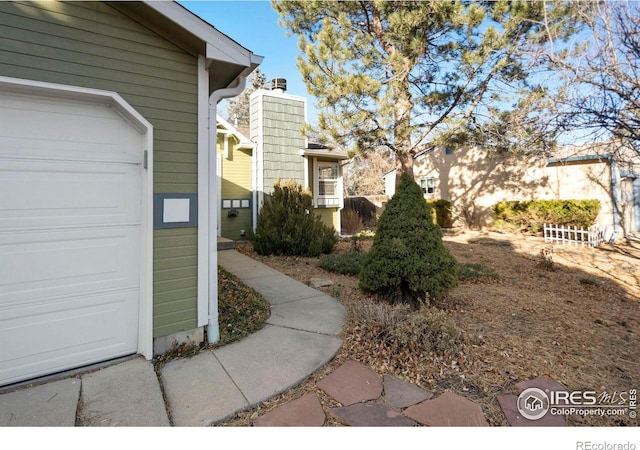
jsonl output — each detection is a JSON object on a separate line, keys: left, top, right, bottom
{"left": 358, "top": 174, "right": 458, "bottom": 305}
{"left": 273, "top": 1, "right": 580, "bottom": 178}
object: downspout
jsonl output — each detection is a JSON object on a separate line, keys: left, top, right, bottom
{"left": 252, "top": 142, "right": 258, "bottom": 233}
{"left": 609, "top": 156, "right": 621, "bottom": 244}
{"left": 207, "top": 75, "right": 248, "bottom": 344}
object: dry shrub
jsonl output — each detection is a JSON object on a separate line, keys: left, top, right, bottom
{"left": 351, "top": 298, "right": 463, "bottom": 357}
{"left": 351, "top": 298, "right": 411, "bottom": 341}
{"left": 393, "top": 307, "right": 464, "bottom": 356}
{"left": 538, "top": 246, "right": 555, "bottom": 271}
{"left": 341, "top": 208, "right": 365, "bottom": 235}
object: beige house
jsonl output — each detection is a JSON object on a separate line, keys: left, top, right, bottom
{"left": 383, "top": 145, "right": 640, "bottom": 238}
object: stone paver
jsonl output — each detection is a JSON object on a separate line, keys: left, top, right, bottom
{"left": 309, "top": 278, "right": 334, "bottom": 288}
{"left": 497, "top": 395, "right": 567, "bottom": 427}
{"left": 330, "top": 403, "right": 417, "bottom": 427}
{"left": 253, "top": 393, "right": 325, "bottom": 427}
{"left": 317, "top": 360, "right": 383, "bottom": 406}
{"left": 0, "top": 378, "right": 80, "bottom": 426}
{"left": 515, "top": 377, "right": 569, "bottom": 393}
{"left": 403, "top": 391, "right": 489, "bottom": 426}
{"left": 382, "top": 375, "right": 433, "bottom": 409}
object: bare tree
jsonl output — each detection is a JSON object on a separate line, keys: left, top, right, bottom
{"left": 547, "top": 1, "right": 640, "bottom": 160}
{"left": 343, "top": 148, "right": 395, "bottom": 196}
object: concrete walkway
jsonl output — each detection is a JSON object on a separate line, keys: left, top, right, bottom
{"left": 0, "top": 250, "right": 345, "bottom": 426}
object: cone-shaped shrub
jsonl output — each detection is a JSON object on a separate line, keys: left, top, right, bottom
{"left": 359, "top": 173, "right": 458, "bottom": 305}
{"left": 251, "top": 178, "right": 337, "bottom": 257}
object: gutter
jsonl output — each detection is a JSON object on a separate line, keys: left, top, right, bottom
{"left": 610, "top": 157, "right": 621, "bottom": 242}
{"left": 546, "top": 154, "right": 611, "bottom": 165}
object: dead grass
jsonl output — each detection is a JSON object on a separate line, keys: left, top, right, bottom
{"left": 226, "top": 232, "right": 639, "bottom": 426}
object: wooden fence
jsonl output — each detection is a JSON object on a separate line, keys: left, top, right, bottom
{"left": 543, "top": 223, "right": 607, "bottom": 248}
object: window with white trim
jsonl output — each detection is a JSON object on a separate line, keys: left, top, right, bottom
{"left": 419, "top": 177, "right": 435, "bottom": 196}
{"left": 316, "top": 162, "right": 341, "bottom": 207}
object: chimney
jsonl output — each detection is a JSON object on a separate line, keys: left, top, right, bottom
{"left": 271, "top": 78, "right": 287, "bottom": 94}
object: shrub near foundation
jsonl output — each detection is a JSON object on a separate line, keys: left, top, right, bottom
{"left": 493, "top": 199, "right": 600, "bottom": 233}
{"left": 250, "top": 178, "right": 337, "bottom": 256}
{"left": 427, "top": 199, "right": 455, "bottom": 228}
{"left": 359, "top": 174, "right": 458, "bottom": 305}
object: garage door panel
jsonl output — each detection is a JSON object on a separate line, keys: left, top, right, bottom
{"left": 1, "top": 160, "right": 141, "bottom": 230}
{"left": 0, "top": 289, "right": 138, "bottom": 386}
{"left": 0, "top": 228, "right": 140, "bottom": 305}
{"left": 0, "top": 92, "right": 143, "bottom": 163}
{"left": 0, "top": 136, "right": 142, "bottom": 164}
{"left": 0, "top": 85, "right": 145, "bottom": 386}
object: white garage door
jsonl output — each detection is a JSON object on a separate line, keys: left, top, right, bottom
{"left": 0, "top": 86, "right": 144, "bottom": 386}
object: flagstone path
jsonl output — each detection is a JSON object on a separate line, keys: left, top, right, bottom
{"left": 251, "top": 360, "right": 571, "bottom": 427}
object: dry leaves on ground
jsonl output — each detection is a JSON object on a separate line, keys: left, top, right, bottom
{"left": 225, "top": 232, "right": 639, "bottom": 426}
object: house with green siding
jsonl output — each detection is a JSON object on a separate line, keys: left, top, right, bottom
{"left": 249, "top": 81, "right": 349, "bottom": 234}
{"left": 216, "top": 115, "right": 255, "bottom": 241}
{"left": 0, "top": 1, "right": 262, "bottom": 386}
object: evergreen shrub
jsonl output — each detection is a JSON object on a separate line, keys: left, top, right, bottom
{"left": 250, "top": 178, "right": 337, "bottom": 256}
{"left": 493, "top": 199, "right": 601, "bottom": 233}
{"left": 358, "top": 174, "right": 458, "bottom": 305}
{"left": 427, "top": 199, "right": 455, "bottom": 228}
{"left": 319, "top": 251, "right": 367, "bottom": 275}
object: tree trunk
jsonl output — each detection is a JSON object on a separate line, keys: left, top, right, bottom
{"left": 392, "top": 61, "right": 414, "bottom": 185}
{"left": 396, "top": 152, "right": 414, "bottom": 183}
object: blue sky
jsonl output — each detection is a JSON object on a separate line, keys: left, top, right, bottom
{"left": 180, "top": 1, "right": 319, "bottom": 124}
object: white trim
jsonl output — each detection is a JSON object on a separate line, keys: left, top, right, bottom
{"left": 143, "top": 1, "right": 262, "bottom": 68}
{"left": 217, "top": 152, "right": 223, "bottom": 237}
{"left": 197, "top": 56, "right": 209, "bottom": 328}
{"left": 255, "top": 92, "right": 265, "bottom": 210}
{"left": 315, "top": 160, "right": 341, "bottom": 207}
{"left": 216, "top": 115, "right": 254, "bottom": 149}
{"left": 253, "top": 88, "right": 308, "bottom": 105}
{"left": 303, "top": 155, "right": 310, "bottom": 191}
{"left": 313, "top": 157, "right": 319, "bottom": 208}
{"left": 252, "top": 138, "right": 258, "bottom": 232}
{"left": 0, "top": 75, "right": 154, "bottom": 360}
{"left": 207, "top": 74, "right": 248, "bottom": 344}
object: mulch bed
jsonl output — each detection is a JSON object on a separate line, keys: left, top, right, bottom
{"left": 224, "top": 232, "right": 639, "bottom": 426}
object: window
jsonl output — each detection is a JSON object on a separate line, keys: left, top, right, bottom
{"left": 445, "top": 147, "right": 454, "bottom": 155}
{"left": 316, "top": 162, "right": 341, "bottom": 207}
{"left": 420, "top": 177, "right": 435, "bottom": 196}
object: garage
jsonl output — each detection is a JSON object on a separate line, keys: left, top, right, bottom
{"left": 0, "top": 78, "right": 153, "bottom": 386}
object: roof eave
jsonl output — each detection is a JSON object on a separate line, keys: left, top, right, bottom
{"left": 114, "top": 1, "right": 262, "bottom": 93}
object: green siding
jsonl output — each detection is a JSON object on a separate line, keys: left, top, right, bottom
{"left": 0, "top": 1, "right": 200, "bottom": 338}
{"left": 252, "top": 92, "right": 306, "bottom": 194}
